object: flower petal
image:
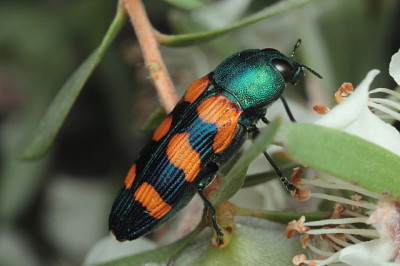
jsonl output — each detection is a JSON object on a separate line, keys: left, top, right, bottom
{"left": 343, "top": 104, "right": 400, "bottom": 156}
{"left": 315, "top": 69, "right": 379, "bottom": 129}
{"left": 338, "top": 239, "right": 397, "bottom": 266}
{"left": 389, "top": 48, "right": 400, "bottom": 85}
{"left": 313, "top": 239, "right": 396, "bottom": 266}
{"left": 315, "top": 70, "right": 400, "bottom": 156}
{"left": 83, "top": 236, "right": 157, "bottom": 265}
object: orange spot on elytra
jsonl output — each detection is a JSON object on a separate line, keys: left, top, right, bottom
{"left": 196, "top": 94, "right": 242, "bottom": 153}
{"left": 124, "top": 164, "right": 136, "bottom": 189}
{"left": 134, "top": 182, "right": 172, "bottom": 219}
{"left": 166, "top": 133, "right": 201, "bottom": 183}
{"left": 183, "top": 75, "right": 210, "bottom": 103}
{"left": 152, "top": 116, "right": 173, "bottom": 141}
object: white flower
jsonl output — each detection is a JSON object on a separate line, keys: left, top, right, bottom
{"left": 286, "top": 49, "right": 400, "bottom": 265}
{"left": 314, "top": 48, "right": 400, "bottom": 156}
{"left": 287, "top": 173, "right": 400, "bottom": 266}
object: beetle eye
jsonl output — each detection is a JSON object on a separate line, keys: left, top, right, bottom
{"left": 271, "top": 58, "right": 297, "bottom": 83}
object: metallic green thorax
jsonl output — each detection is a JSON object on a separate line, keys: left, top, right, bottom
{"left": 213, "top": 48, "right": 304, "bottom": 111}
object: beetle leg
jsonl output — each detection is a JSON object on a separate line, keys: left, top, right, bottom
{"left": 198, "top": 180, "right": 223, "bottom": 244}
{"left": 261, "top": 150, "right": 296, "bottom": 192}
{"left": 280, "top": 96, "right": 296, "bottom": 122}
{"left": 261, "top": 117, "right": 270, "bottom": 125}
{"left": 252, "top": 129, "right": 296, "bottom": 192}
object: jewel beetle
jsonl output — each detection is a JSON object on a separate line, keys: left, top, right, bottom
{"left": 109, "top": 40, "right": 322, "bottom": 242}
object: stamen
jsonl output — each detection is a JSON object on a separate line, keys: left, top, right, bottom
{"left": 369, "top": 102, "right": 400, "bottom": 120}
{"left": 370, "top": 97, "right": 400, "bottom": 111}
{"left": 311, "top": 254, "right": 340, "bottom": 266}
{"left": 327, "top": 234, "right": 352, "bottom": 247}
{"left": 294, "top": 188, "right": 311, "bottom": 201}
{"left": 306, "top": 228, "right": 380, "bottom": 237}
{"left": 292, "top": 254, "right": 307, "bottom": 265}
{"left": 335, "top": 82, "right": 354, "bottom": 103}
{"left": 329, "top": 241, "right": 344, "bottom": 252}
{"left": 346, "top": 234, "right": 363, "bottom": 244}
{"left": 350, "top": 195, "right": 362, "bottom": 210}
{"left": 304, "top": 217, "right": 369, "bottom": 227}
{"left": 376, "top": 114, "right": 399, "bottom": 120}
{"left": 302, "top": 179, "right": 384, "bottom": 200}
{"left": 307, "top": 243, "right": 335, "bottom": 257}
{"left": 300, "top": 234, "right": 313, "bottom": 248}
{"left": 370, "top": 88, "right": 400, "bottom": 99}
{"left": 309, "top": 193, "right": 377, "bottom": 210}
{"left": 286, "top": 216, "right": 309, "bottom": 237}
{"left": 313, "top": 105, "right": 330, "bottom": 114}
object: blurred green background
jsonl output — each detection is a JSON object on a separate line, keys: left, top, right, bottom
{"left": 0, "top": 0, "right": 399, "bottom": 265}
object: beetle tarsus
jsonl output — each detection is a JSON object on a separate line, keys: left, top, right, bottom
{"left": 262, "top": 150, "right": 297, "bottom": 192}
{"left": 198, "top": 183, "right": 224, "bottom": 241}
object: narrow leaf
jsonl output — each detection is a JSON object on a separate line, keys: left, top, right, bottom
{"left": 164, "top": 0, "right": 205, "bottom": 10}
{"left": 211, "top": 117, "right": 282, "bottom": 205}
{"left": 279, "top": 123, "right": 400, "bottom": 196}
{"left": 95, "top": 222, "right": 204, "bottom": 266}
{"left": 18, "top": 4, "right": 126, "bottom": 160}
{"left": 156, "top": 0, "right": 317, "bottom": 47}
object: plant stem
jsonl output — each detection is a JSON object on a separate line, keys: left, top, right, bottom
{"left": 234, "top": 204, "right": 329, "bottom": 223}
{"left": 154, "top": 0, "right": 318, "bottom": 47}
{"left": 122, "top": 0, "right": 178, "bottom": 112}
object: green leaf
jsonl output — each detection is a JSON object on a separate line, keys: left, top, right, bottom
{"left": 18, "top": 4, "right": 126, "bottom": 160}
{"left": 95, "top": 223, "right": 204, "bottom": 266}
{"left": 172, "top": 221, "right": 303, "bottom": 265}
{"left": 278, "top": 123, "right": 400, "bottom": 196}
{"left": 164, "top": 0, "right": 205, "bottom": 10}
{"left": 156, "top": 0, "right": 318, "bottom": 46}
{"left": 210, "top": 117, "right": 282, "bottom": 205}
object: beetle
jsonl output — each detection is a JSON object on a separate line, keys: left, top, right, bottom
{"left": 109, "top": 40, "right": 322, "bottom": 242}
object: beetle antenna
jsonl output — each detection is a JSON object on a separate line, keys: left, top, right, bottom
{"left": 301, "top": 64, "right": 323, "bottom": 79}
{"left": 290, "top": 39, "right": 323, "bottom": 79}
{"left": 291, "top": 39, "right": 302, "bottom": 58}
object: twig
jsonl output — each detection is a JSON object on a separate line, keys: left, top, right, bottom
{"left": 122, "top": 0, "right": 178, "bottom": 112}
